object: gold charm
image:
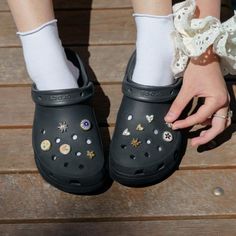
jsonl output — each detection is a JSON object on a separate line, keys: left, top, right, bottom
{"left": 136, "top": 124, "right": 144, "bottom": 131}
{"left": 59, "top": 144, "right": 71, "bottom": 155}
{"left": 40, "top": 140, "right": 51, "bottom": 151}
{"left": 131, "top": 138, "right": 141, "bottom": 148}
{"left": 146, "top": 115, "right": 154, "bottom": 123}
{"left": 87, "top": 150, "right": 96, "bottom": 159}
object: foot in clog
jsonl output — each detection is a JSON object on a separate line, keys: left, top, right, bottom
{"left": 32, "top": 49, "right": 110, "bottom": 195}
{"left": 109, "top": 52, "right": 187, "bottom": 187}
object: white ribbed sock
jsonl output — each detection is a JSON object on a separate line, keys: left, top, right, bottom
{"left": 17, "top": 19, "right": 79, "bottom": 91}
{"left": 132, "top": 14, "right": 175, "bottom": 86}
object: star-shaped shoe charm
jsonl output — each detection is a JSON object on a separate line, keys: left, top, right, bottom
{"left": 87, "top": 150, "right": 96, "bottom": 159}
{"left": 131, "top": 138, "right": 141, "bottom": 148}
{"left": 57, "top": 121, "right": 68, "bottom": 133}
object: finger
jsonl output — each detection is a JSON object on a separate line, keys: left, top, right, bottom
{"left": 172, "top": 98, "right": 218, "bottom": 130}
{"left": 165, "top": 86, "right": 192, "bottom": 123}
{"left": 191, "top": 107, "right": 228, "bottom": 146}
{"left": 200, "top": 118, "right": 212, "bottom": 126}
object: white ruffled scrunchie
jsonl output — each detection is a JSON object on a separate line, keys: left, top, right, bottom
{"left": 172, "top": 0, "right": 236, "bottom": 78}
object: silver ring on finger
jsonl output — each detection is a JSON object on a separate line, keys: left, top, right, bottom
{"left": 213, "top": 110, "right": 233, "bottom": 120}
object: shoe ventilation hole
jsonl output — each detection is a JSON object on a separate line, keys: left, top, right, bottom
{"left": 64, "top": 162, "right": 69, "bottom": 167}
{"left": 144, "top": 152, "right": 150, "bottom": 158}
{"left": 130, "top": 154, "right": 136, "bottom": 160}
{"left": 121, "top": 144, "right": 127, "bottom": 149}
{"left": 80, "top": 92, "right": 85, "bottom": 97}
{"left": 134, "top": 169, "right": 144, "bottom": 175}
{"left": 52, "top": 155, "right": 57, "bottom": 161}
{"left": 170, "top": 90, "right": 174, "bottom": 95}
{"left": 174, "top": 151, "right": 179, "bottom": 161}
{"left": 69, "top": 180, "right": 81, "bottom": 186}
{"left": 41, "top": 129, "right": 46, "bottom": 135}
{"left": 157, "top": 146, "right": 163, "bottom": 152}
{"left": 127, "top": 88, "right": 132, "bottom": 93}
{"left": 157, "top": 163, "right": 165, "bottom": 171}
{"left": 38, "top": 96, "right": 42, "bottom": 101}
{"left": 78, "top": 164, "right": 84, "bottom": 169}
{"left": 55, "top": 138, "right": 61, "bottom": 143}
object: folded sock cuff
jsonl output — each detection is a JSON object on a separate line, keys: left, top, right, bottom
{"left": 133, "top": 13, "right": 175, "bottom": 19}
{"left": 16, "top": 19, "right": 58, "bottom": 36}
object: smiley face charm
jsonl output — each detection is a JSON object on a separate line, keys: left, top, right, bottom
{"left": 40, "top": 140, "right": 51, "bottom": 151}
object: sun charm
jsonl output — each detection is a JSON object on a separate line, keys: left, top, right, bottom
{"left": 57, "top": 121, "right": 68, "bottom": 133}
{"left": 131, "top": 138, "right": 141, "bottom": 148}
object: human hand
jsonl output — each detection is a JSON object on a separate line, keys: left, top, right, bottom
{"left": 164, "top": 48, "right": 231, "bottom": 147}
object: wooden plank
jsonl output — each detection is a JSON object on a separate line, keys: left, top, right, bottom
{"left": 0, "top": 46, "right": 235, "bottom": 86}
{"left": 1, "top": 219, "right": 236, "bottom": 236}
{"left": 0, "top": 170, "right": 236, "bottom": 220}
{"left": 0, "top": 10, "right": 135, "bottom": 47}
{"left": 0, "top": 83, "right": 235, "bottom": 127}
{"left": 0, "top": 85, "right": 121, "bottom": 126}
{"left": 0, "top": 0, "right": 132, "bottom": 11}
{"left": 0, "top": 46, "right": 134, "bottom": 85}
{"left": 0, "top": 125, "right": 236, "bottom": 173}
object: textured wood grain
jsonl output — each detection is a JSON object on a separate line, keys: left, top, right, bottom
{"left": 0, "top": 46, "right": 134, "bottom": 85}
{"left": 0, "top": 85, "right": 121, "bottom": 126}
{"left": 0, "top": 0, "right": 132, "bottom": 11}
{"left": 0, "top": 83, "right": 235, "bottom": 127}
{"left": 0, "top": 125, "right": 236, "bottom": 173}
{"left": 0, "top": 170, "right": 236, "bottom": 220}
{"left": 0, "top": 10, "right": 135, "bottom": 47}
{"left": 1, "top": 219, "right": 236, "bottom": 236}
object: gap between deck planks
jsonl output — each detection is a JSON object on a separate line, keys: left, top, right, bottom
{"left": 0, "top": 10, "right": 135, "bottom": 47}
{"left": 1, "top": 170, "right": 236, "bottom": 221}
{"left": 0, "top": 0, "right": 132, "bottom": 11}
{"left": 1, "top": 219, "right": 236, "bottom": 236}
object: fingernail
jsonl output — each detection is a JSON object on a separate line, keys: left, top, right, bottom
{"left": 164, "top": 112, "right": 176, "bottom": 122}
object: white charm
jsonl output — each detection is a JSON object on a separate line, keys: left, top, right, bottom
{"left": 146, "top": 115, "right": 154, "bottom": 123}
{"left": 58, "top": 121, "right": 68, "bottom": 133}
{"left": 127, "top": 115, "right": 133, "bottom": 121}
{"left": 122, "top": 128, "right": 131, "bottom": 136}
{"left": 166, "top": 122, "right": 173, "bottom": 129}
{"left": 162, "top": 131, "right": 173, "bottom": 142}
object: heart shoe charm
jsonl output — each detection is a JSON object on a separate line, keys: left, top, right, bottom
{"left": 146, "top": 115, "right": 154, "bottom": 123}
{"left": 136, "top": 124, "right": 144, "bottom": 131}
{"left": 122, "top": 128, "right": 131, "bottom": 136}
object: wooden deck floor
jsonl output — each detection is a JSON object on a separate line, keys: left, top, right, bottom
{"left": 0, "top": 1, "right": 236, "bottom": 235}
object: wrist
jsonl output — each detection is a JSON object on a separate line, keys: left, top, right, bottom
{"left": 190, "top": 46, "right": 220, "bottom": 66}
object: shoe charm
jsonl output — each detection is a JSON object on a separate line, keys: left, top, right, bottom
{"left": 122, "top": 128, "right": 131, "bottom": 136}
{"left": 58, "top": 121, "right": 68, "bottom": 133}
{"left": 136, "top": 124, "right": 144, "bottom": 131}
{"left": 146, "top": 115, "right": 154, "bottom": 123}
{"left": 87, "top": 150, "right": 96, "bottom": 159}
{"left": 131, "top": 138, "right": 141, "bottom": 148}
{"left": 162, "top": 131, "right": 173, "bottom": 142}
{"left": 80, "top": 119, "right": 91, "bottom": 131}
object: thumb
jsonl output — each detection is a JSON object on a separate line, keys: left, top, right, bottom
{"left": 164, "top": 86, "right": 192, "bottom": 123}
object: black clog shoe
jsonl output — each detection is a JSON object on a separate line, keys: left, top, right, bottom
{"left": 31, "top": 49, "right": 109, "bottom": 195}
{"left": 109, "top": 52, "right": 187, "bottom": 187}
